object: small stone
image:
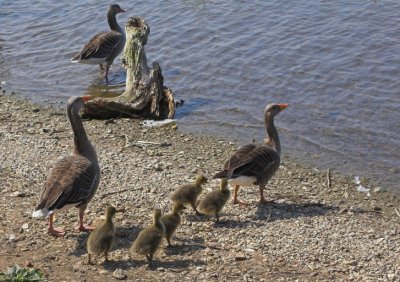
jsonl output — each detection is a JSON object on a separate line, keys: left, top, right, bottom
{"left": 157, "top": 267, "right": 165, "bottom": 272}
{"left": 12, "top": 191, "right": 27, "bottom": 197}
{"left": 22, "top": 223, "right": 29, "bottom": 230}
{"left": 235, "top": 252, "right": 246, "bottom": 261}
{"left": 373, "top": 187, "right": 385, "bottom": 193}
{"left": 343, "top": 260, "right": 357, "bottom": 266}
{"left": 99, "top": 270, "right": 108, "bottom": 275}
{"left": 9, "top": 234, "right": 17, "bottom": 242}
{"left": 112, "top": 269, "right": 127, "bottom": 280}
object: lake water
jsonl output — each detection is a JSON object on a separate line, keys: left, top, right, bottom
{"left": 0, "top": 0, "right": 399, "bottom": 193}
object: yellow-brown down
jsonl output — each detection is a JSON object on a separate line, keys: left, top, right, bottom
{"left": 131, "top": 209, "right": 165, "bottom": 262}
{"left": 170, "top": 175, "right": 207, "bottom": 215}
{"left": 198, "top": 178, "right": 230, "bottom": 222}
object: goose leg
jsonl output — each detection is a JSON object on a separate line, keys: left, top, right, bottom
{"left": 75, "top": 206, "right": 95, "bottom": 232}
{"left": 104, "top": 63, "right": 110, "bottom": 82}
{"left": 191, "top": 200, "right": 201, "bottom": 215}
{"left": 259, "top": 184, "right": 268, "bottom": 204}
{"left": 48, "top": 214, "right": 65, "bottom": 237}
{"left": 232, "top": 185, "right": 249, "bottom": 205}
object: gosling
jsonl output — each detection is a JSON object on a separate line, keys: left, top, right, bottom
{"left": 160, "top": 203, "right": 186, "bottom": 247}
{"left": 198, "top": 178, "right": 230, "bottom": 222}
{"left": 86, "top": 206, "right": 124, "bottom": 264}
{"left": 170, "top": 175, "right": 207, "bottom": 215}
{"left": 131, "top": 209, "right": 165, "bottom": 263}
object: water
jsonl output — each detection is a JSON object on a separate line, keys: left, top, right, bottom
{"left": 0, "top": 0, "right": 399, "bottom": 193}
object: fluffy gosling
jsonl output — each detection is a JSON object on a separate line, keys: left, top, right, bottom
{"left": 198, "top": 178, "right": 230, "bottom": 222}
{"left": 160, "top": 203, "right": 185, "bottom": 247}
{"left": 86, "top": 206, "right": 124, "bottom": 264}
{"left": 131, "top": 209, "right": 165, "bottom": 263}
{"left": 170, "top": 175, "right": 207, "bottom": 215}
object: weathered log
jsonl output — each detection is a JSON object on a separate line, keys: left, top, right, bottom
{"left": 82, "top": 17, "right": 176, "bottom": 120}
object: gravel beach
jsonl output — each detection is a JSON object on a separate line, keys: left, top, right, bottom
{"left": 0, "top": 94, "right": 399, "bottom": 281}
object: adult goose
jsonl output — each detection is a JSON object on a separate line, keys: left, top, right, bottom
{"left": 213, "top": 103, "right": 288, "bottom": 205}
{"left": 32, "top": 96, "right": 100, "bottom": 237}
{"left": 71, "top": 4, "right": 126, "bottom": 81}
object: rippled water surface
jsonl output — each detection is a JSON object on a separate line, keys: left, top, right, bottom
{"left": 0, "top": 0, "right": 399, "bottom": 192}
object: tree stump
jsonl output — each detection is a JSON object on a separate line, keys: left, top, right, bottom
{"left": 82, "top": 17, "right": 176, "bottom": 120}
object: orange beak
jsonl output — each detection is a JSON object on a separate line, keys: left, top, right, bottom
{"left": 278, "top": 103, "right": 289, "bottom": 110}
{"left": 82, "top": 95, "right": 94, "bottom": 102}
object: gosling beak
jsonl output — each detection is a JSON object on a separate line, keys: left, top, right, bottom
{"left": 278, "top": 103, "right": 289, "bottom": 110}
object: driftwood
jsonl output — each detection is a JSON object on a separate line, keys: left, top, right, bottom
{"left": 82, "top": 17, "right": 176, "bottom": 120}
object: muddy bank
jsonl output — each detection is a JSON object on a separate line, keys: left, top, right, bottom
{"left": 0, "top": 94, "right": 399, "bottom": 281}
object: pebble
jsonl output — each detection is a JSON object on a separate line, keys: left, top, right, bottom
{"left": 112, "top": 269, "right": 127, "bottom": 280}
{"left": 235, "top": 252, "right": 247, "bottom": 261}
{"left": 1, "top": 95, "right": 400, "bottom": 281}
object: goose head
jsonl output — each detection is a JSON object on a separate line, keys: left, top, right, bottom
{"left": 264, "top": 103, "right": 289, "bottom": 119}
{"left": 109, "top": 4, "right": 125, "bottom": 15}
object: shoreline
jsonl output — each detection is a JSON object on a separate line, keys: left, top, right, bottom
{"left": 0, "top": 94, "right": 399, "bottom": 281}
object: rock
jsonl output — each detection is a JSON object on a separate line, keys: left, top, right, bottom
{"left": 9, "top": 234, "right": 17, "bottom": 242}
{"left": 235, "top": 252, "right": 247, "bottom": 261}
{"left": 373, "top": 187, "right": 385, "bottom": 193}
{"left": 112, "top": 269, "right": 127, "bottom": 280}
{"left": 99, "top": 270, "right": 108, "bottom": 275}
{"left": 22, "top": 223, "right": 29, "bottom": 230}
{"left": 12, "top": 191, "right": 28, "bottom": 197}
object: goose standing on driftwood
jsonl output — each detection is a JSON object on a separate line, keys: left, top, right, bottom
{"left": 213, "top": 103, "right": 288, "bottom": 205}
{"left": 71, "top": 4, "right": 126, "bottom": 81}
{"left": 32, "top": 96, "right": 100, "bottom": 237}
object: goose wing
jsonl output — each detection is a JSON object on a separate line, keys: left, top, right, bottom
{"left": 223, "top": 144, "right": 280, "bottom": 178}
{"left": 36, "top": 155, "right": 99, "bottom": 211}
{"left": 72, "top": 30, "right": 124, "bottom": 61}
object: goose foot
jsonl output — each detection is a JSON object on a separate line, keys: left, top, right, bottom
{"left": 75, "top": 223, "right": 95, "bottom": 232}
{"left": 258, "top": 198, "right": 274, "bottom": 205}
{"left": 48, "top": 226, "right": 66, "bottom": 237}
{"left": 232, "top": 198, "right": 250, "bottom": 205}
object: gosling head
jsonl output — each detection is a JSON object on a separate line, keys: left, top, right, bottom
{"left": 153, "top": 208, "right": 162, "bottom": 222}
{"left": 172, "top": 203, "right": 186, "bottom": 214}
{"left": 106, "top": 206, "right": 125, "bottom": 219}
{"left": 220, "top": 178, "right": 228, "bottom": 191}
{"left": 195, "top": 175, "right": 208, "bottom": 186}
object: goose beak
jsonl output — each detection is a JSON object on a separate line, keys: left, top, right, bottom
{"left": 82, "top": 95, "right": 94, "bottom": 102}
{"left": 278, "top": 103, "right": 289, "bottom": 110}
{"left": 120, "top": 8, "right": 126, "bottom": 13}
